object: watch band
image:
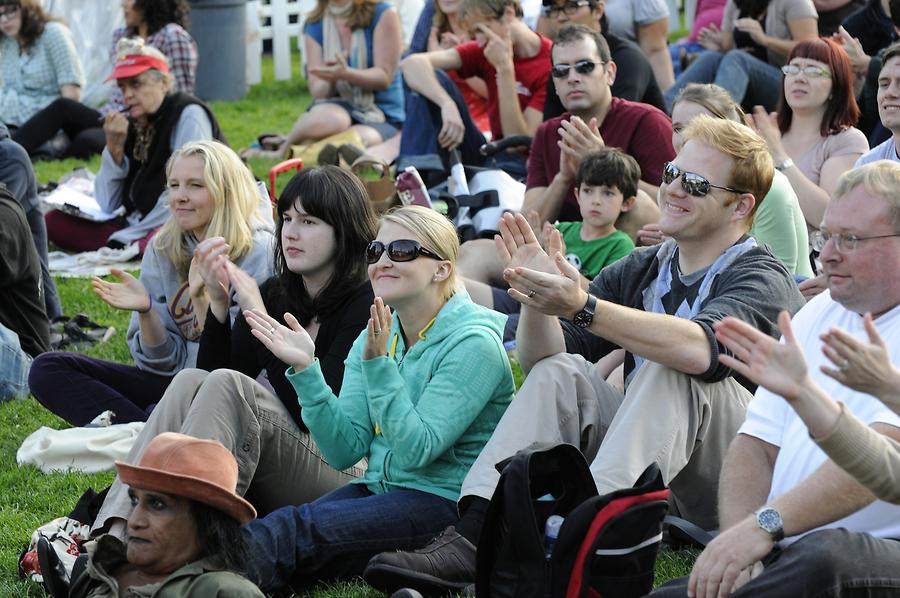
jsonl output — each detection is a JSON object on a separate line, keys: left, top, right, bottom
{"left": 775, "top": 158, "right": 794, "bottom": 172}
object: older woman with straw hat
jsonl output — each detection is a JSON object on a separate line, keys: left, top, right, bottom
{"left": 68, "top": 432, "right": 263, "bottom": 597}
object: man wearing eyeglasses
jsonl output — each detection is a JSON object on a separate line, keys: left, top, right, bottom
{"left": 363, "top": 116, "right": 804, "bottom": 596}
{"left": 399, "top": 0, "right": 551, "bottom": 174}
{"left": 651, "top": 159, "right": 900, "bottom": 598}
{"left": 536, "top": 0, "right": 665, "bottom": 114}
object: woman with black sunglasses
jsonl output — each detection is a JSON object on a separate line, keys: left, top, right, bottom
{"left": 91, "top": 166, "right": 377, "bottom": 537}
{"left": 237, "top": 205, "right": 515, "bottom": 592}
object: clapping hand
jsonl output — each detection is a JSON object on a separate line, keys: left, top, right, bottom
{"left": 820, "top": 313, "right": 900, "bottom": 408}
{"left": 715, "top": 311, "right": 810, "bottom": 401}
{"left": 733, "top": 18, "right": 768, "bottom": 46}
{"left": 226, "top": 261, "right": 265, "bottom": 314}
{"left": 362, "top": 297, "right": 392, "bottom": 360}
{"left": 309, "top": 52, "right": 350, "bottom": 82}
{"left": 92, "top": 268, "right": 152, "bottom": 313}
{"left": 697, "top": 23, "right": 723, "bottom": 51}
{"left": 244, "top": 309, "right": 316, "bottom": 371}
{"left": 193, "top": 237, "right": 231, "bottom": 308}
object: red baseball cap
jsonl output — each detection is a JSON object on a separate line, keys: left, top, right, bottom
{"left": 107, "top": 53, "right": 170, "bottom": 81}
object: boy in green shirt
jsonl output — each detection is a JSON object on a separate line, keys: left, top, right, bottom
{"left": 555, "top": 148, "right": 637, "bottom": 282}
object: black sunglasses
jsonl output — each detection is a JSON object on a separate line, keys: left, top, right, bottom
{"left": 662, "top": 162, "right": 748, "bottom": 197}
{"left": 551, "top": 59, "right": 603, "bottom": 79}
{"left": 366, "top": 240, "right": 445, "bottom": 264}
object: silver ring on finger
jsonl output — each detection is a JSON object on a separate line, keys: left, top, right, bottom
{"left": 269, "top": 326, "right": 276, "bottom": 334}
{"left": 528, "top": 289, "right": 537, "bottom": 299}
{"left": 374, "top": 329, "right": 382, "bottom": 336}
{"left": 840, "top": 359, "right": 850, "bottom": 370}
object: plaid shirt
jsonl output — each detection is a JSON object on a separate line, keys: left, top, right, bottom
{"left": 0, "top": 22, "right": 84, "bottom": 126}
{"left": 106, "top": 23, "right": 198, "bottom": 112}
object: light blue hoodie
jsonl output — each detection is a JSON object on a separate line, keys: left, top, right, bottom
{"left": 287, "top": 290, "right": 514, "bottom": 502}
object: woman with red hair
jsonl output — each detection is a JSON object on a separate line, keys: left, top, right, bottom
{"left": 749, "top": 37, "right": 869, "bottom": 233}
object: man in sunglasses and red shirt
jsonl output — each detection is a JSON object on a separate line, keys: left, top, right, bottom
{"left": 364, "top": 115, "right": 805, "bottom": 596}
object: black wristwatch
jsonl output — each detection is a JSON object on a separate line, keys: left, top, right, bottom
{"left": 572, "top": 294, "right": 597, "bottom": 329}
{"left": 753, "top": 506, "right": 784, "bottom": 542}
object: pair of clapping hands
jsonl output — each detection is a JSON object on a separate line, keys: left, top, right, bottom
{"left": 91, "top": 237, "right": 263, "bottom": 321}
{"left": 684, "top": 310, "right": 899, "bottom": 598}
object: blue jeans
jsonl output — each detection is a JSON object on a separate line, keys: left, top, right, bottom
{"left": 664, "top": 50, "right": 783, "bottom": 113}
{"left": 669, "top": 41, "right": 705, "bottom": 78}
{"left": 651, "top": 528, "right": 900, "bottom": 596}
{"left": 0, "top": 321, "right": 32, "bottom": 401}
{"left": 243, "top": 483, "right": 458, "bottom": 593}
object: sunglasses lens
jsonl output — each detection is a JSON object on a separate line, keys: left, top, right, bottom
{"left": 663, "top": 163, "right": 678, "bottom": 185}
{"left": 575, "top": 60, "right": 596, "bottom": 74}
{"left": 387, "top": 240, "right": 420, "bottom": 262}
{"left": 682, "top": 173, "right": 710, "bottom": 197}
{"left": 366, "top": 242, "right": 384, "bottom": 264}
{"left": 551, "top": 65, "right": 569, "bottom": 79}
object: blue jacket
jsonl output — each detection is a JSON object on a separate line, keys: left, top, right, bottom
{"left": 288, "top": 290, "right": 515, "bottom": 502}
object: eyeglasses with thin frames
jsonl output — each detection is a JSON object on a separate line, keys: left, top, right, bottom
{"left": 781, "top": 64, "right": 831, "bottom": 78}
{"left": 811, "top": 229, "right": 900, "bottom": 253}
{"left": 544, "top": 0, "right": 589, "bottom": 18}
{"left": 0, "top": 5, "right": 19, "bottom": 20}
{"left": 551, "top": 59, "right": 605, "bottom": 79}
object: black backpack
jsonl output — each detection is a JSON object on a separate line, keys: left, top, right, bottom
{"left": 475, "top": 443, "right": 669, "bottom": 598}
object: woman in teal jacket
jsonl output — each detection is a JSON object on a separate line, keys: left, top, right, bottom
{"left": 241, "top": 205, "right": 515, "bottom": 592}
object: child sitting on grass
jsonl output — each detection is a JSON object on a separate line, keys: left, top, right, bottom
{"left": 465, "top": 147, "right": 638, "bottom": 340}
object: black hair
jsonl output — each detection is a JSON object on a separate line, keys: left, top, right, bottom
{"left": 133, "top": 0, "right": 190, "bottom": 34}
{"left": 575, "top": 148, "right": 641, "bottom": 200}
{"left": 551, "top": 23, "right": 611, "bottom": 64}
{"left": 189, "top": 501, "right": 249, "bottom": 574}
{"left": 272, "top": 166, "right": 378, "bottom": 326}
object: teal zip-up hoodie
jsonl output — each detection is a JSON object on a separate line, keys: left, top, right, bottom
{"left": 286, "top": 290, "right": 515, "bottom": 502}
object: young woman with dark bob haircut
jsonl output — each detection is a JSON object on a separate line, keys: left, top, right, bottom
{"left": 91, "top": 165, "right": 378, "bottom": 537}
{"left": 748, "top": 37, "right": 869, "bottom": 231}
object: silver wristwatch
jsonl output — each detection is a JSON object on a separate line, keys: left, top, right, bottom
{"left": 754, "top": 506, "right": 784, "bottom": 541}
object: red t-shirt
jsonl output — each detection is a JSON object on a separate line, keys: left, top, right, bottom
{"left": 454, "top": 35, "right": 551, "bottom": 141}
{"left": 526, "top": 97, "right": 675, "bottom": 222}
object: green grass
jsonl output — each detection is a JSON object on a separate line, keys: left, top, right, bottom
{"left": 7, "top": 53, "right": 696, "bottom": 597}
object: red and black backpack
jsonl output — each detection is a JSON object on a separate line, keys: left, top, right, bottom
{"left": 475, "top": 443, "right": 669, "bottom": 598}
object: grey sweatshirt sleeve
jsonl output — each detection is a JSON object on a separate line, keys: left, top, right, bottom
{"left": 126, "top": 242, "right": 191, "bottom": 376}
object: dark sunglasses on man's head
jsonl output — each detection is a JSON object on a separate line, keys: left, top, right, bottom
{"left": 543, "top": 0, "right": 590, "bottom": 17}
{"left": 662, "top": 162, "right": 748, "bottom": 197}
{"left": 366, "top": 240, "right": 445, "bottom": 264}
{"left": 551, "top": 59, "right": 603, "bottom": 79}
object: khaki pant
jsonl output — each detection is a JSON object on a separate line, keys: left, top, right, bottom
{"left": 460, "top": 354, "right": 751, "bottom": 530}
{"left": 95, "top": 369, "right": 363, "bottom": 531}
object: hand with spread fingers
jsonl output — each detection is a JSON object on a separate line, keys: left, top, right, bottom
{"left": 687, "top": 517, "right": 769, "bottom": 598}
{"left": 503, "top": 244, "right": 588, "bottom": 319}
{"left": 92, "top": 268, "right": 153, "bottom": 313}
{"left": 363, "top": 297, "right": 393, "bottom": 361}
{"left": 309, "top": 52, "right": 350, "bottom": 82}
{"left": 747, "top": 106, "right": 788, "bottom": 163}
{"left": 558, "top": 116, "right": 604, "bottom": 156}
{"left": 697, "top": 23, "right": 723, "bottom": 51}
{"left": 733, "top": 18, "right": 768, "bottom": 46}
{"left": 493, "top": 212, "right": 561, "bottom": 281}
{"left": 715, "top": 311, "right": 811, "bottom": 401}
{"left": 244, "top": 309, "right": 316, "bottom": 371}
{"left": 820, "top": 313, "right": 900, "bottom": 407}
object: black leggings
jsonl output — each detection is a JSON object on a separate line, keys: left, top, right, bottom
{"left": 12, "top": 97, "right": 106, "bottom": 159}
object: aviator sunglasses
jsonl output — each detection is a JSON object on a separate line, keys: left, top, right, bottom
{"left": 551, "top": 59, "right": 604, "bottom": 79}
{"left": 662, "top": 162, "right": 748, "bottom": 197}
{"left": 366, "top": 240, "right": 445, "bottom": 264}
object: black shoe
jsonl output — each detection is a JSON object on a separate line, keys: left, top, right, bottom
{"left": 363, "top": 526, "right": 476, "bottom": 596}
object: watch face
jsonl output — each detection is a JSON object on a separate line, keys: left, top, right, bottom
{"left": 757, "top": 508, "right": 782, "bottom": 533}
{"left": 573, "top": 311, "right": 592, "bottom": 328}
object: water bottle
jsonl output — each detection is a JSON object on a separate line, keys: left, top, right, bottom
{"left": 544, "top": 515, "right": 564, "bottom": 559}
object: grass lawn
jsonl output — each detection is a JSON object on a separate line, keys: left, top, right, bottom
{"left": 1, "top": 54, "right": 696, "bottom": 597}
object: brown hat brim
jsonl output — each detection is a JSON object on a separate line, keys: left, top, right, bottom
{"left": 116, "top": 461, "right": 256, "bottom": 525}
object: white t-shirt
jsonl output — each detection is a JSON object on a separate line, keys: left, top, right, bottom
{"left": 739, "top": 291, "right": 900, "bottom": 543}
{"left": 603, "top": 0, "right": 669, "bottom": 42}
{"left": 855, "top": 137, "right": 900, "bottom": 168}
